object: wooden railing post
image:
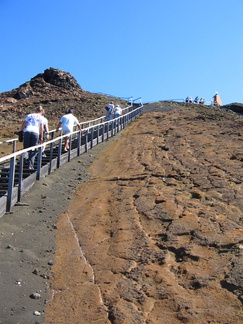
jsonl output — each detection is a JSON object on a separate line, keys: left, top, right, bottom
{"left": 90, "top": 127, "right": 94, "bottom": 149}
{"left": 12, "top": 140, "right": 16, "bottom": 153}
{"left": 6, "top": 156, "right": 16, "bottom": 212}
{"left": 17, "top": 154, "right": 24, "bottom": 202}
{"left": 77, "top": 131, "right": 81, "bottom": 156}
{"left": 36, "top": 147, "right": 42, "bottom": 180}
{"left": 85, "top": 130, "right": 88, "bottom": 152}
{"left": 68, "top": 137, "right": 71, "bottom": 162}
{"left": 96, "top": 125, "right": 100, "bottom": 145}
{"left": 48, "top": 140, "right": 54, "bottom": 174}
{"left": 102, "top": 124, "right": 105, "bottom": 142}
{"left": 57, "top": 138, "right": 62, "bottom": 168}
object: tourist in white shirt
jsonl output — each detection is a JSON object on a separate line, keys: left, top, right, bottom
{"left": 113, "top": 105, "right": 122, "bottom": 118}
{"left": 21, "top": 105, "right": 44, "bottom": 170}
{"left": 106, "top": 101, "right": 114, "bottom": 120}
{"left": 56, "top": 109, "right": 81, "bottom": 152}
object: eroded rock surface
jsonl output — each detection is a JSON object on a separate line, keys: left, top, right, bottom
{"left": 46, "top": 105, "right": 243, "bottom": 323}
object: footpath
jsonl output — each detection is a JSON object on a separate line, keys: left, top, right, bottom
{"left": 0, "top": 102, "right": 242, "bottom": 324}
{"left": 0, "top": 135, "right": 117, "bottom": 324}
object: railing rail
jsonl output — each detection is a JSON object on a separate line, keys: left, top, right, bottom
{"left": 0, "top": 100, "right": 135, "bottom": 148}
{"left": 0, "top": 138, "right": 18, "bottom": 153}
{"left": 0, "top": 98, "right": 143, "bottom": 218}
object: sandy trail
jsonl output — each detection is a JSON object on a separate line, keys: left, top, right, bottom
{"left": 46, "top": 108, "right": 243, "bottom": 324}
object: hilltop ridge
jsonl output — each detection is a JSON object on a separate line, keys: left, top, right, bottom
{"left": 1, "top": 67, "right": 242, "bottom": 141}
{"left": 0, "top": 67, "right": 242, "bottom": 155}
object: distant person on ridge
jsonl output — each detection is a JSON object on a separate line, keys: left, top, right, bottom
{"left": 105, "top": 101, "right": 114, "bottom": 120}
{"left": 21, "top": 105, "right": 44, "bottom": 170}
{"left": 212, "top": 92, "right": 222, "bottom": 106}
{"left": 56, "top": 109, "right": 81, "bottom": 152}
{"left": 194, "top": 96, "right": 199, "bottom": 104}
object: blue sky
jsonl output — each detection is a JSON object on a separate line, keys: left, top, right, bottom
{"left": 1, "top": 0, "right": 242, "bottom": 105}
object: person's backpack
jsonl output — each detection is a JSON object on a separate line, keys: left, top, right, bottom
{"left": 105, "top": 106, "right": 110, "bottom": 111}
{"left": 15, "top": 130, "right": 24, "bottom": 142}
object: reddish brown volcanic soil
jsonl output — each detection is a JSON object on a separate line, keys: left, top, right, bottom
{"left": 1, "top": 68, "right": 242, "bottom": 323}
{"left": 45, "top": 105, "right": 243, "bottom": 323}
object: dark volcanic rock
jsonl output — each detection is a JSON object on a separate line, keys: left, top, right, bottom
{"left": 223, "top": 103, "right": 243, "bottom": 113}
{"left": 7, "top": 67, "right": 83, "bottom": 101}
{"left": 36, "top": 67, "right": 82, "bottom": 90}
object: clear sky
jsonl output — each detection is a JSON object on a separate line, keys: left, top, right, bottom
{"left": 1, "top": 0, "right": 242, "bottom": 105}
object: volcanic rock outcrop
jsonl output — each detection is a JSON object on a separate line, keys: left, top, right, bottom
{"left": 0, "top": 67, "right": 127, "bottom": 152}
{"left": 0, "top": 68, "right": 126, "bottom": 120}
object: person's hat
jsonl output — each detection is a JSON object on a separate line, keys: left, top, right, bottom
{"left": 68, "top": 109, "right": 73, "bottom": 114}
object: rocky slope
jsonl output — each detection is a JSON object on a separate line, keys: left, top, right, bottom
{"left": 45, "top": 103, "right": 243, "bottom": 323}
{"left": 0, "top": 69, "right": 243, "bottom": 323}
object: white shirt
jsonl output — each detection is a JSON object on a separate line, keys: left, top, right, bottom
{"left": 24, "top": 113, "right": 44, "bottom": 134}
{"left": 114, "top": 106, "right": 122, "bottom": 116}
{"left": 60, "top": 113, "right": 79, "bottom": 133}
